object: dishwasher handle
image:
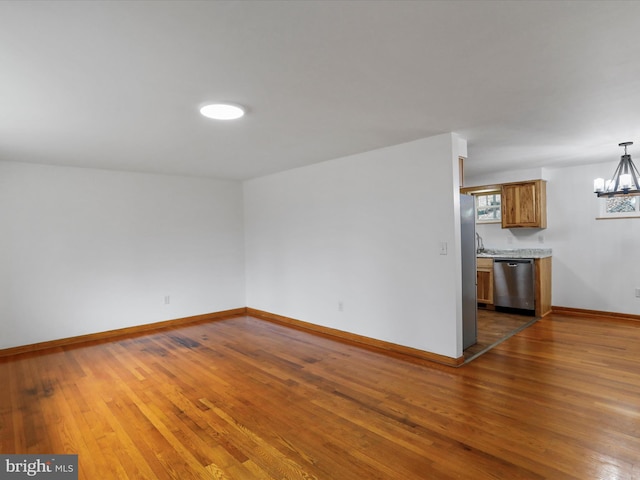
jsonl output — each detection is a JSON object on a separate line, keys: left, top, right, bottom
{"left": 494, "top": 258, "right": 534, "bottom": 265}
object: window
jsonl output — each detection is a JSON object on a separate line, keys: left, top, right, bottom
{"left": 475, "top": 192, "right": 501, "bottom": 223}
{"left": 597, "top": 196, "right": 640, "bottom": 219}
{"left": 461, "top": 184, "right": 502, "bottom": 224}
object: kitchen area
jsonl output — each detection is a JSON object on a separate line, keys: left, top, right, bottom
{"left": 476, "top": 247, "right": 552, "bottom": 318}
{"left": 461, "top": 179, "right": 552, "bottom": 359}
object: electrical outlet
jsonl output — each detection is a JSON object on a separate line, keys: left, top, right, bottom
{"left": 507, "top": 236, "right": 513, "bottom": 245}
{"left": 164, "top": 295, "right": 170, "bottom": 305}
{"left": 440, "top": 242, "right": 448, "bottom": 255}
{"left": 635, "top": 288, "right": 640, "bottom": 298}
{"left": 338, "top": 301, "right": 344, "bottom": 312}
{"left": 538, "top": 235, "right": 545, "bottom": 244}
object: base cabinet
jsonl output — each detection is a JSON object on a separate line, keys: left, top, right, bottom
{"left": 476, "top": 256, "right": 552, "bottom": 317}
{"left": 534, "top": 257, "right": 552, "bottom": 317}
{"left": 477, "top": 258, "right": 494, "bottom": 305}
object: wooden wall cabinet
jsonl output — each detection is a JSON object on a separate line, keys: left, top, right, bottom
{"left": 476, "top": 257, "right": 494, "bottom": 305}
{"left": 501, "top": 180, "right": 547, "bottom": 229}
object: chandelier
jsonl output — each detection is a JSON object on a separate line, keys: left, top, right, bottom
{"left": 594, "top": 142, "right": 640, "bottom": 197}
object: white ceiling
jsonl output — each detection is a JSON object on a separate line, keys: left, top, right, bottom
{"left": 2, "top": 0, "right": 640, "bottom": 181}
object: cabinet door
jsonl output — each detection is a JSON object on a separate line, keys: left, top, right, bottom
{"left": 477, "top": 269, "right": 493, "bottom": 304}
{"left": 502, "top": 181, "right": 546, "bottom": 228}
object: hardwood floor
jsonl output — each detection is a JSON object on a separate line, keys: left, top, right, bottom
{"left": 1, "top": 312, "right": 639, "bottom": 479}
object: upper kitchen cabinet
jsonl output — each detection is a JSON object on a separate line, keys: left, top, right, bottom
{"left": 501, "top": 180, "right": 547, "bottom": 229}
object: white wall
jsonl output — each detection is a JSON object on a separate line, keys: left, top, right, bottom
{"left": 546, "top": 162, "right": 640, "bottom": 314}
{"left": 0, "top": 161, "right": 245, "bottom": 349}
{"left": 467, "top": 162, "right": 640, "bottom": 315}
{"left": 244, "top": 133, "right": 466, "bottom": 359}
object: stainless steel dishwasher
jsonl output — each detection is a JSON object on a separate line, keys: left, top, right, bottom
{"left": 493, "top": 258, "right": 535, "bottom": 311}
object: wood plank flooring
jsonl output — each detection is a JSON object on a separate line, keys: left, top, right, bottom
{"left": 1, "top": 312, "right": 639, "bottom": 479}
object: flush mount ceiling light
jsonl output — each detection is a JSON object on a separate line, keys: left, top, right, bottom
{"left": 199, "top": 103, "right": 245, "bottom": 120}
{"left": 594, "top": 142, "right": 640, "bottom": 197}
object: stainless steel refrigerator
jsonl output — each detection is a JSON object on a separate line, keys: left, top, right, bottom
{"left": 460, "top": 194, "right": 477, "bottom": 349}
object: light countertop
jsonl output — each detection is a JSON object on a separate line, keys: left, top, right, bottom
{"left": 477, "top": 248, "right": 552, "bottom": 259}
